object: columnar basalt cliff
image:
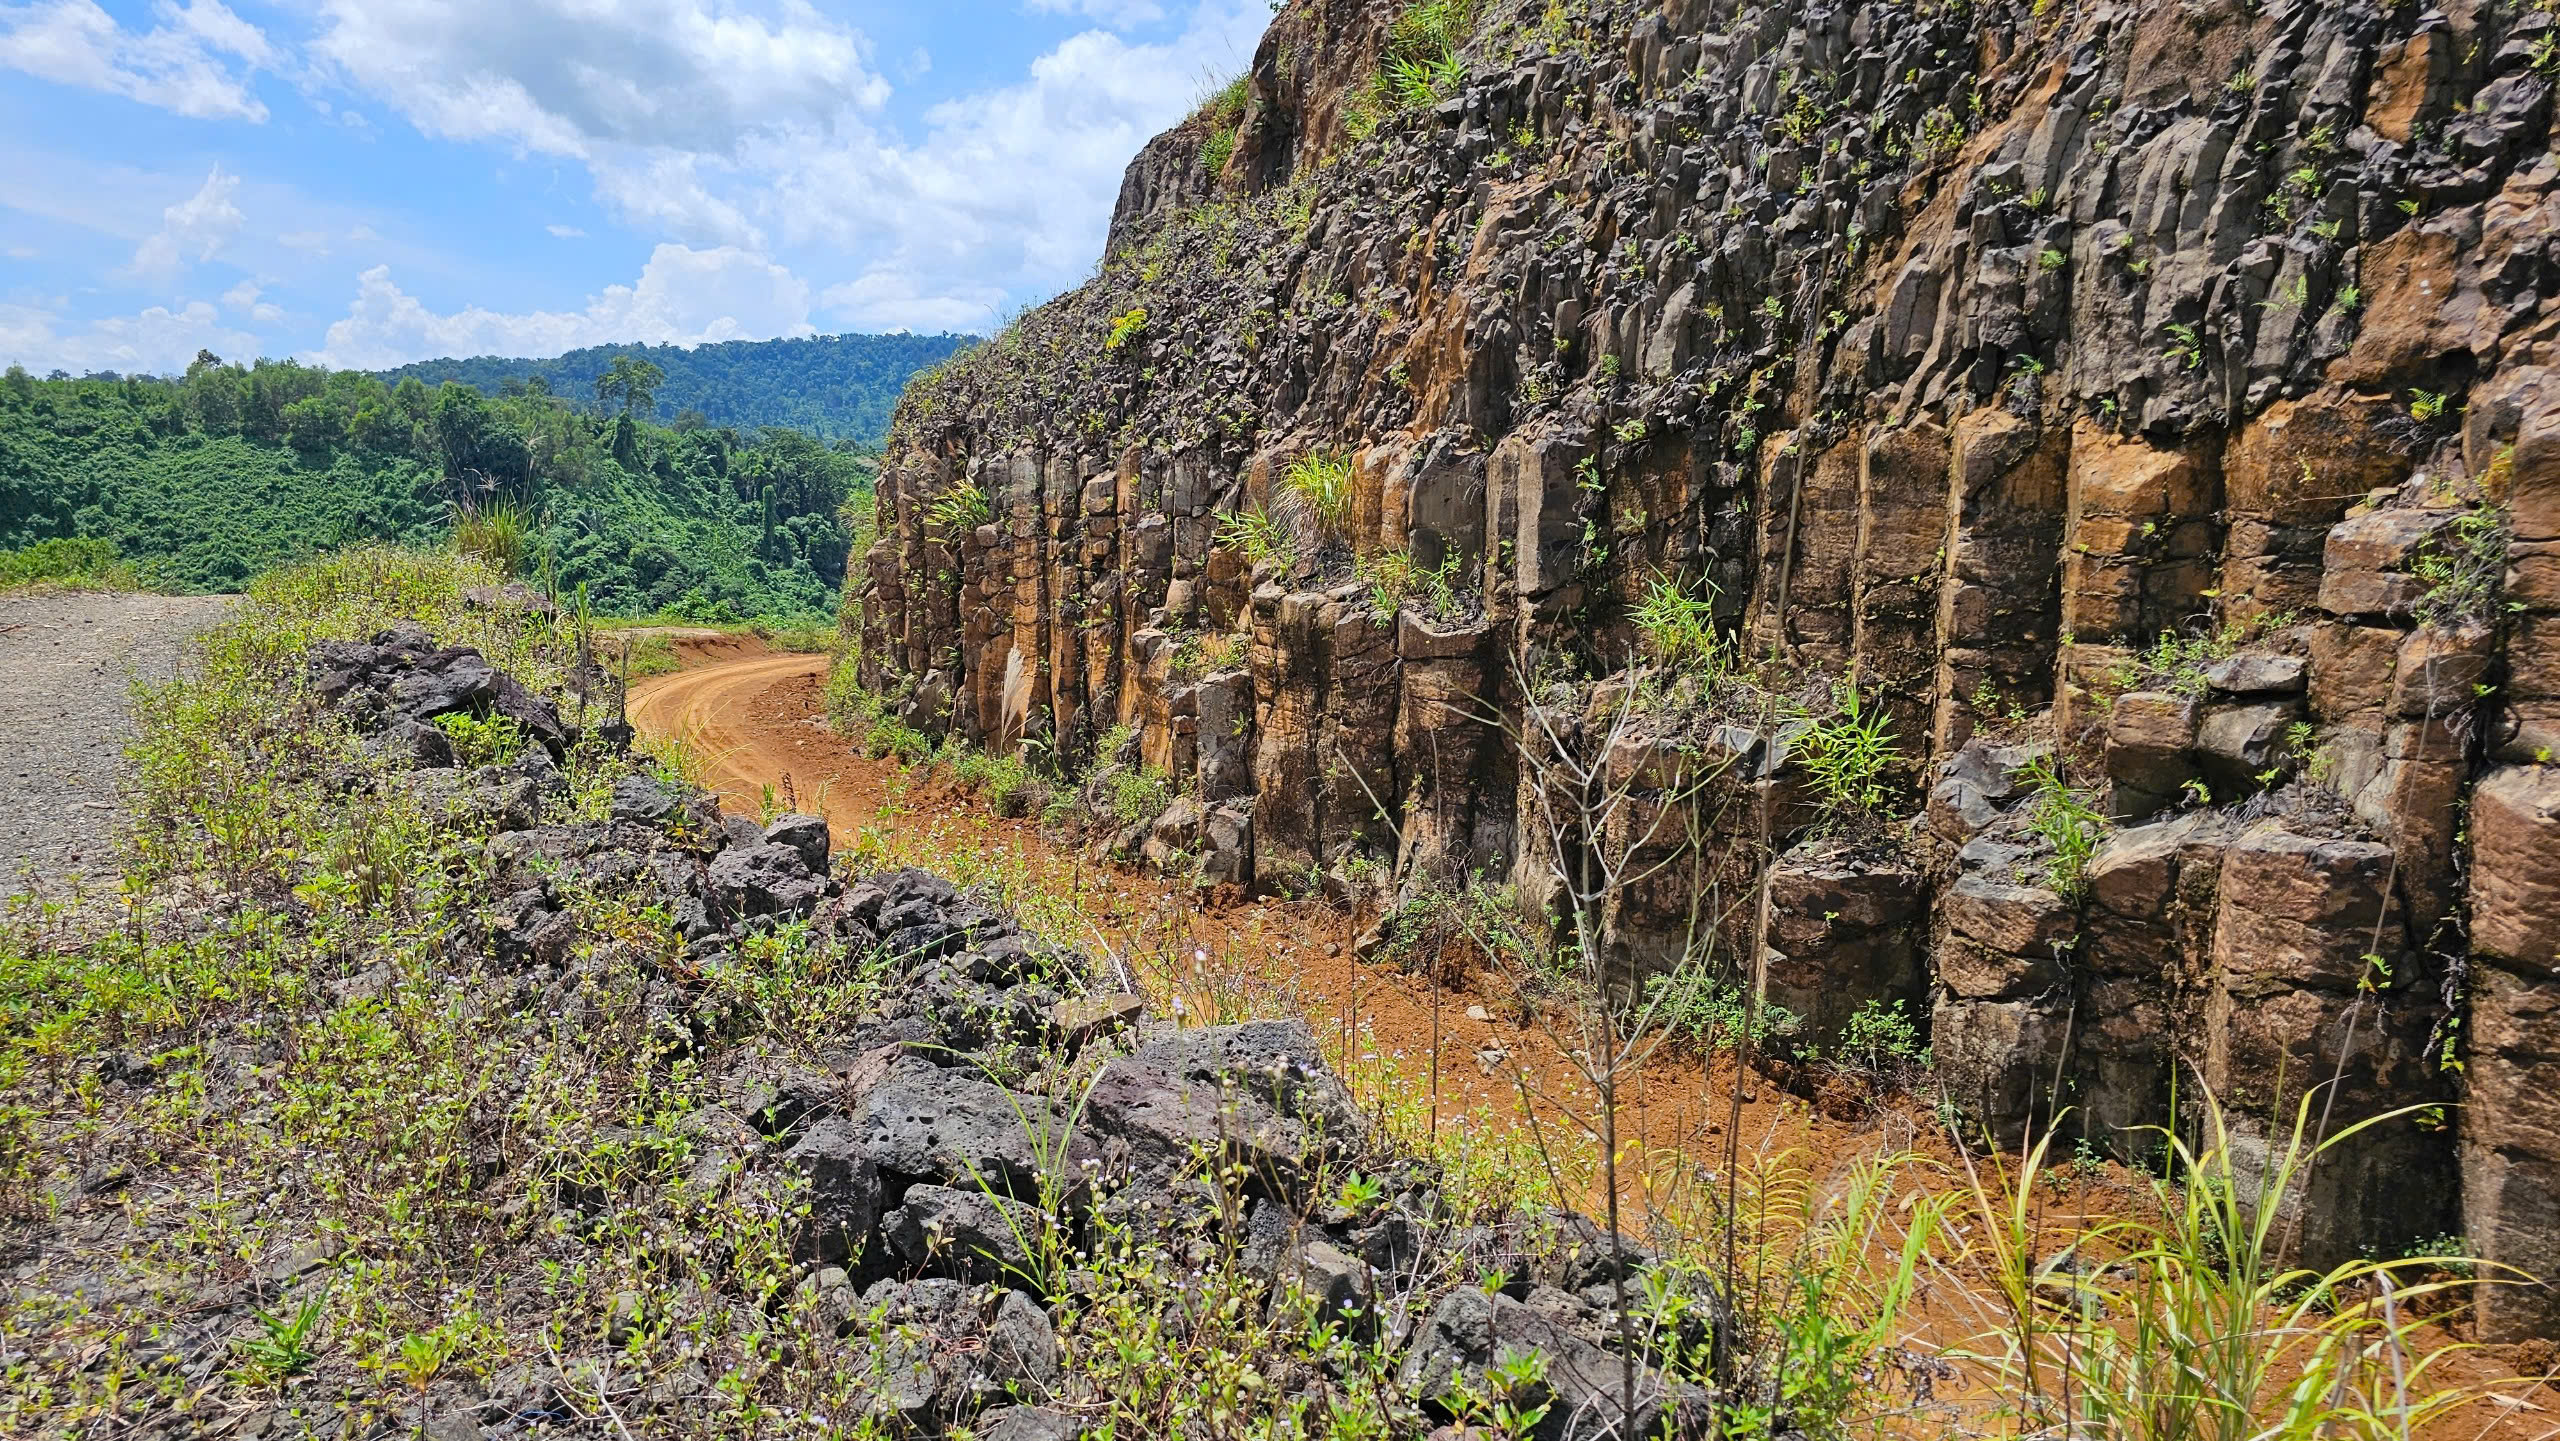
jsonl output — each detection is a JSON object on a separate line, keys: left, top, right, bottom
{"left": 857, "top": 0, "right": 2560, "bottom": 1334}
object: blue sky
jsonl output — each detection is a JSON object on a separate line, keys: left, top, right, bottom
{"left": 0, "top": 0, "right": 1264, "bottom": 374}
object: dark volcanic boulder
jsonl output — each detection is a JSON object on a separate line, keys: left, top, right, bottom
{"left": 855, "top": 1072, "right": 1097, "bottom": 1198}
{"left": 707, "top": 841, "right": 826, "bottom": 919}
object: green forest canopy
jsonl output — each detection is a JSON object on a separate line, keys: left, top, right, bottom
{"left": 1, "top": 352, "right": 888, "bottom": 619}
{"left": 374, "top": 332, "right": 974, "bottom": 445}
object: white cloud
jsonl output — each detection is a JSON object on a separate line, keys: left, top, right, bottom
{"left": 0, "top": 296, "right": 260, "bottom": 375}
{"left": 306, "top": 0, "right": 887, "bottom": 160}
{"left": 758, "top": 1, "right": 1263, "bottom": 327}
{"left": 0, "top": 0, "right": 271, "bottom": 120}
{"left": 818, "top": 269, "right": 1003, "bottom": 335}
{"left": 545, "top": 223, "right": 584, "bottom": 239}
{"left": 294, "top": 0, "right": 1257, "bottom": 333}
{"left": 220, "top": 278, "right": 282, "bottom": 322}
{"left": 314, "top": 243, "right": 813, "bottom": 368}
{"left": 4, "top": 244, "right": 34, "bottom": 259}
{"left": 127, "top": 165, "right": 244, "bottom": 279}
{"left": 590, "top": 150, "right": 762, "bottom": 248}
{"left": 1026, "top": 0, "right": 1167, "bottom": 28}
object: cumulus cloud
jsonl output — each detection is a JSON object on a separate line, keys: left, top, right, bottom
{"left": 304, "top": 0, "right": 1259, "bottom": 333}
{"left": 314, "top": 243, "right": 814, "bottom": 368}
{"left": 1025, "top": 0, "right": 1167, "bottom": 27}
{"left": 221, "top": 279, "right": 283, "bottom": 322}
{"left": 0, "top": 0, "right": 271, "bottom": 120}
{"left": 128, "top": 165, "right": 244, "bottom": 279}
{"left": 766, "top": 0, "right": 1264, "bottom": 327}
{"left": 305, "top": 0, "right": 886, "bottom": 159}
{"left": 0, "top": 297, "right": 261, "bottom": 375}
{"left": 545, "top": 223, "right": 585, "bottom": 239}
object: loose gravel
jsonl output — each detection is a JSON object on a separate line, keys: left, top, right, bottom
{"left": 0, "top": 589, "right": 233, "bottom": 899}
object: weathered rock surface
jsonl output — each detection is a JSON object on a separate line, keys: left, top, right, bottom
{"left": 857, "top": 0, "right": 2560, "bottom": 1335}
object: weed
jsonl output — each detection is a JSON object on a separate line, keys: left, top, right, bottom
{"left": 1795, "top": 681, "right": 1899, "bottom": 814}
{"left": 2162, "top": 322, "right": 2205, "bottom": 371}
{"left": 2410, "top": 502, "right": 2511, "bottom": 627}
{"left": 1216, "top": 504, "right": 1294, "bottom": 566}
{"left": 1356, "top": 546, "right": 1465, "bottom": 621}
{"left": 1630, "top": 573, "right": 1721, "bottom": 670}
{"left": 925, "top": 483, "right": 993, "bottom": 539}
{"left": 448, "top": 496, "right": 540, "bottom": 578}
{"left": 1827, "top": 997, "right": 1931, "bottom": 1084}
{"left": 2015, "top": 753, "right": 2106, "bottom": 900}
{"left": 1105, "top": 306, "right": 1149, "bottom": 351}
{"left": 235, "top": 1293, "right": 329, "bottom": 1384}
{"left": 1282, "top": 450, "right": 1357, "bottom": 546}
{"left": 1643, "top": 965, "right": 1801, "bottom": 1054}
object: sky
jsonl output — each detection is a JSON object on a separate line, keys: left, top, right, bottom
{"left": 0, "top": 0, "right": 1266, "bottom": 375}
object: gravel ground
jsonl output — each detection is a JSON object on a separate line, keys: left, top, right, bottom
{"left": 0, "top": 588, "right": 234, "bottom": 900}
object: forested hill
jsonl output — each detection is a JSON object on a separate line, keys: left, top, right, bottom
{"left": 1, "top": 358, "right": 870, "bottom": 618}
{"left": 374, "top": 332, "right": 974, "bottom": 444}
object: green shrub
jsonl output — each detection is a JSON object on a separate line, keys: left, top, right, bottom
{"left": 1356, "top": 546, "right": 1463, "bottom": 620}
{"left": 1643, "top": 964, "right": 1801, "bottom": 1053}
{"left": 431, "top": 712, "right": 528, "bottom": 767}
{"left": 925, "top": 484, "right": 992, "bottom": 540}
{"left": 1105, "top": 307, "right": 1148, "bottom": 351}
{"left": 2410, "top": 502, "right": 2512, "bottom": 628}
{"left": 1107, "top": 764, "right": 1174, "bottom": 828}
{"left": 0, "top": 537, "right": 133, "bottom": 590}
{"left": 448, "top": 497, "right": 540, "bottom": 578}
{"left": 1215, "top": 505, "right": 1293, "bottom": 566}
{"left": 1829, "top": 998, "right": 1930, "bottom": 1081}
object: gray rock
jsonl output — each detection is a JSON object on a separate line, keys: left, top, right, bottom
{"left": 978, "top": 1405, "right": 1080, "bottom": 1441}
{"left": 981, "top": 1289, "right": 1062, "bottom": 1396}
{"left": 785, "top": 1116, "right": 883, "bottom": 1262}
{"left": 1398, "top": 1287, "right": 1701, "bottom": 1441}
{"left": 707, "top": 841, "right": 825, "bottom": 920}
{"left": 2203, "top": 653, "right": 2307, "bottom": 696}
{"left": 764, "top": 812, "right": 831, "bottom": 874}
{"left": 856, "top": 1073, "right": 1096, "bottom": 1196}
{"left": 879, "top": 1183, "right": 1043, "bottom": 1285}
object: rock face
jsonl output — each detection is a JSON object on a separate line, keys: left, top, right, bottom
{"left": 859, "top": 0, "right": 2560, "bottom": 1331}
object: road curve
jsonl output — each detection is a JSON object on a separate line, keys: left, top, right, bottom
{"left": 624, "top": 648, "right": 844, "bottom": 823}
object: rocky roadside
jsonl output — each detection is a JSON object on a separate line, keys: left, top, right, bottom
{"left": 8, "top": 623, "right": 1726, "bottom": 1441}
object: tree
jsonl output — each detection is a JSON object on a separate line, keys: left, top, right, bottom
{"left": 594, "top": 355, "right": 665, "bottom": 419}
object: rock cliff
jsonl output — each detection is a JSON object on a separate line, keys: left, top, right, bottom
{"left": 855, "top": 0, "right": 2560, "bottom": 1335}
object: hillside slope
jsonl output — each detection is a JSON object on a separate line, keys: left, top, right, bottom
{"left": 376, "top": 331, "right": 975, "bottom": 444}
{"left": 2, "top": 363, "right": 866, "bottom": 614}
{"left": 854, "top": 0, "right": 2560, "bottom": 1335}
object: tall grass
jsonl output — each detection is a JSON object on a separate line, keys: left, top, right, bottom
{"left": 447, "top": 497, "right": 539, "bottom": 579}
{"left": 1965, "top": 1093, "right": 2509, "bottom": 1440}
{"left": 1282, "top": 450, "right": 1356, "bottom": 547}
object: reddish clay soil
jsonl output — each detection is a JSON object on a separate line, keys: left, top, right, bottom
{"left": 625, "top": 639, "right": 2554, "bottom": 1435}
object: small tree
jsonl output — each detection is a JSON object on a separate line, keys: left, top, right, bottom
{"left": 594, "top": 354, "right": 665, "bottom": 419}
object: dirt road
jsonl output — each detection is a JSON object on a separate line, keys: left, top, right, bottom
{"left": 1, "top": 588, "right": 233, "bottom": 899}
{"left": 624, "top": 642, "right": 878, "bottom": 826}
{"left": 621, "top": 636, "right": 1934, "bottom": 1217}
